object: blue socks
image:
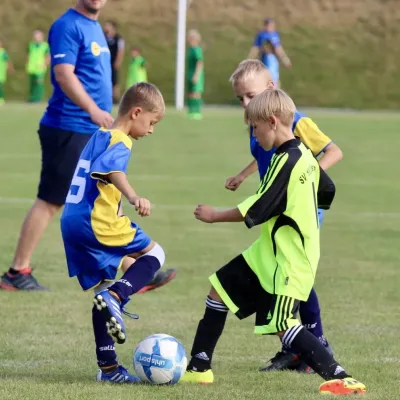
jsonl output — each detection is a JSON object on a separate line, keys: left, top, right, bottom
{"left": 108, "top": 255, "right": 161, "bottom": 302}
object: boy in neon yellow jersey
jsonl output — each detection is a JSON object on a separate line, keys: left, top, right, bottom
{"left": 26, "top": 30, "right": 50, "bottom": 102}
{"left": 182, "top": 88, "right": 366, "bottom": 396}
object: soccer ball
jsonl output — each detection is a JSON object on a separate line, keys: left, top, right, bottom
{"left": 133, "top": 333, "right": 187, "bottom": 384}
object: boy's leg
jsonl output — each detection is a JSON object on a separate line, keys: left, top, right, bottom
{"left": 182, "top": 254, "right": 258, "bottom": 384}
{"left": 258, "top": 293, "right": 365, "bottom": 394}
{"left": 0, "top": 81, "right": 5, "bottom": 104}
{"left": 262, "top": 287, "right": 331, "bottom": 373}
{"left": 92, "top": 282, "right": 141, "bottom": 383}
{"left": 95, "top": 242, "right": 165, "bottom": 344}
{"left": 280, "top": 324, "right": 366, "bottom": 394}
{"left": 299, "top": 287, "right": 330, "bottom": 348}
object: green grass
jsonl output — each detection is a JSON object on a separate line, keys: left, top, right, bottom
{"left": 0, "top": 104, "right": 399, "bottom": 399}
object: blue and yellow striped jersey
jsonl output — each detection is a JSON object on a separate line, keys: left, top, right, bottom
{"left": 61, "top": 129, "right": 137, "bottom": 273}
{"left": 250, "top": 110, "right": 332, "bottom": 179}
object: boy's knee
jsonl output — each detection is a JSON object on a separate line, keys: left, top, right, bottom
{"left": 144, "top": 242, "right": 165, "bottom": 270}
{"left": 208, "top": 286, "right": 224, "bottom": 304}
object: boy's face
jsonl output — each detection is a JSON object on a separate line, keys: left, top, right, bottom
{"left": 233, "top": 74, "right": 274, "bottom": 108}
{"left": 252, "top": 117, "right": 277, "bottom": 151}
{"left": 129, "top": 109, "right": 162, "bottom": 140}
{"left": 33, "top": 30, "right": 44, "bottom": 42}
{"left": 131, "top": 49, "right": 139, "bottom": 57}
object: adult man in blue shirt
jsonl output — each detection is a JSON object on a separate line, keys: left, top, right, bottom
{"left": 0, "top": 0, "right": 114, "bottom": 291}
{"left": 1, "top": 0, "right": 175, "bottom": 292}
{"left": 249, "top": 18, "right": 292, "bottom": 87}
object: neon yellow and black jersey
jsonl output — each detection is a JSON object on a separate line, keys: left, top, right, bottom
{"left": 61, "top": 128, "right": 151, "bottom": 291}
{"left": 238, "top": 139, "right": 335, "bottom": 301}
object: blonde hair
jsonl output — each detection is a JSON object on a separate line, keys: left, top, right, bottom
{"left": 229, "top": 59, "right": 272, "bottom": 85}
{"left": 188, "top": 29, "right": 201, "bottom": 43}
{"left": 245, "top": 88, "right": 296, "bottom": 127}
{"left": 119, "top": 82, "right": 165, "bottom": 118}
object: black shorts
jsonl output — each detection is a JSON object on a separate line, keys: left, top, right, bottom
{"left": 209, "top": 255, "right": 300, "bottom": 334}
{"left": 111, "top": 68, "right": 119, "bottom": 86}
{"left": 37, "top": 125, "right": 91, "bottom": 206}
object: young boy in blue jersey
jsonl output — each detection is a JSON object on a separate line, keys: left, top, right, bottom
{"left": 225, "top": 59, "right": 343, "bottom": 373}
{"left": 61, "top": 82, "right": 166, "bottom": 383}
{"left": 182, "top": 88, "right": 366, "bottom": 395}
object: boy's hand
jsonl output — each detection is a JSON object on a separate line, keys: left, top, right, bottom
{"left": 225, "top": 174, "right": 245, "bottom": 191}
{"left": 130, "top": 196, "right": 151, "bottom": 217}
{"left": 192, "top": 75, "right": 198, "bottom": 84}
{"left": 194, "top": 204, "right": 216, "bottom": 223}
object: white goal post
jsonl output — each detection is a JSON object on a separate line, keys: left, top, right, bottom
{"left": 174, "top": 0, "right": 188, "bottom": 110}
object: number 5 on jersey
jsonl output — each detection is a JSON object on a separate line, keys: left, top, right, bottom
{"left": 66, "top": 159, "right": 91, "bottom": 204}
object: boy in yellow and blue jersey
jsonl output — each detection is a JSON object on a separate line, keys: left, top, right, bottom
{"left": 61, "top": 82, "right": 167, "bottom": 383}
{"left": 182, "top": 88, "right": 366, "bottom": 396}
{"left": 225, "top": 59, "right": 343, "bottom": 373}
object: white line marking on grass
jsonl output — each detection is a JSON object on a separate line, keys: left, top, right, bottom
{"left": 0, "top": 360, "right": 73, "bottom": 367}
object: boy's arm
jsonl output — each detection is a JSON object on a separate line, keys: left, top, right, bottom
{"left": 194, "top": 205, "right": 243, "bottom": 223}
{"left": 317, "top": 167, "right": 336, "bottom": 210}
{"left": 269, "top": 34, "right": 291, "bottom": 67}
{"left": 318, "top": 143, "right": 343, "bottom": 170}
{"left": 108, "top": 172, "right": 150, "bottom": 217}
{"left": 294, "top": 116, "right": 343, "bottom": 170}
{"left": 198, "top": 153, "right": 293, "bottom": 226}
{"left": 225, "top": 159, "right": 258, "bottom": 191}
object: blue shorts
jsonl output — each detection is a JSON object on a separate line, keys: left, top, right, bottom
{"left": 61, "top": 218, "right": 151, "bottom": 291}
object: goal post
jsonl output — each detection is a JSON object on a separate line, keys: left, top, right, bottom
{"left": 174, "top": 0, "right": 188, "bottom": 110}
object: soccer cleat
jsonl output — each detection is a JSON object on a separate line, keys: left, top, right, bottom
{"left": 0, "top": 268, "right": 49, "bottom": 291}
{"left": 136, "top": 268, "right": 177, "bottom": 294}
{"left": 180, "top": 369, "right": 214, "bottom": 384}
{"left": 96, "top": 365, "right": 141, "bottom": 383}
{"left": 259, "top": 351, "right": 301, "bottom": 372}
{"left": 319, "top": 378, "right": 366, "bottom": 395}
{"left": 93, "top": 290, "right": 138, "bottom": 344}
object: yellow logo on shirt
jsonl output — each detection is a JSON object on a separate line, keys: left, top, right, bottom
{"left": 91, "top": 42, "right": 101, "bottom": 56}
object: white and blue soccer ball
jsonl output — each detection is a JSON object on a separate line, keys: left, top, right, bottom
{"left": 133, "top": 333, "right": 187, "bottom": 385}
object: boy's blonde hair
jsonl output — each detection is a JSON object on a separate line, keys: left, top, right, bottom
{"left": 229, "top": 59, "right": 272, "bottom": 85}
{"left": 245, "top": 88, "right": 296, "bottom": 127}
{"left": 119, "top": 82, "right": 165, "bottom": 118}
{"left": 188, "top": 29, "right": 201, "bottom": 42}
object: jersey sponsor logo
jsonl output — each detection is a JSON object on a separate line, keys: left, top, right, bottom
{"left": 91, "top": 42, "right": 110, "bottom": 57}
{"left": 299, "top": 164, "right": 316, "bottom": 184}
{"left": 54, "top": 53, "right": 66, "bottom": 59}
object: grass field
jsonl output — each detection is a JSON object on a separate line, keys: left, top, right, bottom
{"left": 0, "top": 104, "right": 399, "bottom": 400}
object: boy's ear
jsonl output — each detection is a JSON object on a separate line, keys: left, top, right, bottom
{"left": 131, "top": 107, "right": 142, "bottom": 120}
{"left": 269, "top": 115, "right": 278, "bottom": 128}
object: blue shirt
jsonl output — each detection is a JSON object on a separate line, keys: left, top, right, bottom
{"left": 250, "top": 110, "right": 332, "bottom": 179}
{"left": 61, "top": 129, "right": 135, "bottom": 275}
{"left": 253, "top": 30, "right": 281, "bottom": 66}
{"left": 41, "top": 8, "right": 112, "bottom": 134}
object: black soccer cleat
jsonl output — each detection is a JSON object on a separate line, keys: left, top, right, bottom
{"left": 0, "top": 268, "right": 49, "bottom": 291}
{"left": 259, "top": 351, "right": 302, "bottom": 372}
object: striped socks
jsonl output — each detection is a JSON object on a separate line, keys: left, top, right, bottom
{"left": 188, "top": 296, "right": 228, "bottom": 371}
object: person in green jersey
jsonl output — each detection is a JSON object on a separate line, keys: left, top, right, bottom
{"left": 181, "top": 89, "right": 367, "bottom": 396}
{"left": 26, "top": 30, "right": 50, "bottom": 102}
{"left": 186, "top": 29, "right": 204, "bottom": 120}
{"left": 0, "top": 40, "right": 14, "bottom": 105}
{"left": 126, "top": 47, "right": 147, "bottom": 88}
